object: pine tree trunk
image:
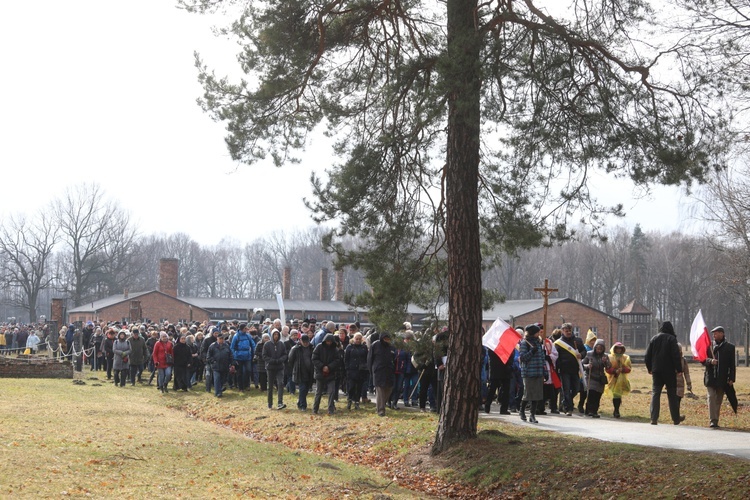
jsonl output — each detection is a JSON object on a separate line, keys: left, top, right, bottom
{"left": 432, "top": 0, "right": 483, "bottom": 455}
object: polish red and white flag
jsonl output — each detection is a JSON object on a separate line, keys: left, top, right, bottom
{"left": 482, "top": 318, "right": 522, "bottom": 364}
{"left": 690, "top": 310, "right": 711, "bottom": 362}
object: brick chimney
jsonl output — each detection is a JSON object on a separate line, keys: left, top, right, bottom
{"left": 283, "top": 266, "right": 292, "bottom": 300}
{"left": 159, "top": 258, "right": 179, "bottom": 297}
{"left": 51, "top": 298, "right": 64, "bottom": 327}
{"left": 319, "top": 267, "right": 330, "bottom": 301}
{"left": 334, "top": 269, "right": 344, "bottom": 301}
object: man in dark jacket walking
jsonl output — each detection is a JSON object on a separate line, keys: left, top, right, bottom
{"left": 312, "top": 333, "right": 341, "bottom": 415}
{"left": 553, "top": 323, "right": 586, "bottom": 415}
{"left": 702, "top": 326, "right": 736, "bottom": 428}
{"left": 368, "top": 331, "right": 397, "bottom": 417}
{"left": 644, "top": 321, "right": 684, "bottom": 425}
{"left": 127, "top": 328, "right": 149, "bottom": 385}
{"left": 264, "top": 329, "right": 288, "bottom": 409}
{"left": 288, "top": 334, "right": 314, "bottom": 410}
{"left": 207, "top": 334, "right": 233, "bottom": 398}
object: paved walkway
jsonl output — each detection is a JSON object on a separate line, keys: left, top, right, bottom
{"left": 479, "top": 411, "right": 750, "bottom": 460}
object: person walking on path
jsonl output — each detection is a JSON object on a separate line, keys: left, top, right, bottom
{"left": 675, "top": 342, "right": 692, "bottom": 419}
{"left": 518, "top": 324, "right": 546, "bottom": 424}
{"left": 605, "top": 342, "right": 631, "bottom": 418}
{"left": 701, "top": 326, "right": 736, "bottom": 429}
{"left": 582, "top": 339, "right": 611, "bottom": 418}
{"left": 644, "top": 321, "right": 684, "bottom": 425}
{"left": 553, "top": 323, "right": 586, "bottom": 416}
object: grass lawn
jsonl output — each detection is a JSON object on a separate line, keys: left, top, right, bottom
{"left": 1, "top": 366, "right": 749, "bottom": 498}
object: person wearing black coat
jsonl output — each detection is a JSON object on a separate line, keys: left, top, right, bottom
{"left": 702, "top": 326, "right": 736, "bottom": 428}
{"left": 263, "top": 329, "right": 288, "bottom": 409}
{"left": 102, "top": 331, "right": 115, "bottom": 380}
{"left": 288, "top": 334, "right": 314, "bottom": 410}
{"left": 206, "top": 334, "right": 233, "bottom": 397}
{"left": 344, "top": 333, "right": 369, "bottom": 410}
{"left": 368, "top": 332, "right": 397, "bottom": 417}
{"left": 484, "top": 347, "right": 513, "bottom": 414}
{"left": 172, "top": 334, "right": 193, "bottom": 391}
{"left": 312, "top": 333, "right": 341, "bottom": 415}
{"left": 554, "top": 324, "right": 586, "bottom": 415}
{"left": 644, "top": 321, "right": 684, "bottom": 425}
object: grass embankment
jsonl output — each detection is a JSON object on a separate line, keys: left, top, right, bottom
{"left": 0, "top": 378, "right": 421, "bottom": 499}
{"left": 1, "top": 366, "right": 749, "bottom": 498}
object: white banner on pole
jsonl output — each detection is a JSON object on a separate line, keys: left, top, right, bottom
{"left": 276, "top": 292, "right": 286, "bottom": 324}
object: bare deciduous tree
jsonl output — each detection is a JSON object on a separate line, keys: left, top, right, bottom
{"left": 0, "top": 211, "right": 58, "bottom": 321}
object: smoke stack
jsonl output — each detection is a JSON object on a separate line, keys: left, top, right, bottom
{"left": 283, "top": 266, "right": 292, "bottom": 300}
{"left": 123, "top": 288, "right": 129, "bottom": 300}
{"left": 51, "top": 298, "right": 64, "bottom": 327}
{"left": 159, "top": 258, "right": 179, "bottom": 298}
{"left": 334, "top": 269, "right": 344, "bottom": 301}
{"left": 319, "top": 267, "right": 330, "bottom": 301}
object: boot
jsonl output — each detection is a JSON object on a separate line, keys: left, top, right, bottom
{"left": 519, "top": 401, "right": 527, "bottom": 421}
{"left": 529, "top": 401, "right": 538, "bottom": 423}
{"left": 613, "top": 398, "right": 621, "bottom": 418}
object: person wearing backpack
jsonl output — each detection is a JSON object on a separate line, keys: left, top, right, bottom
{"left": 230, "top": 323, "right": 256, "bottom": 392}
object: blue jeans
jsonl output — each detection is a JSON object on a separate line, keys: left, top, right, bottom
{"left": 213, "top": 369, "right": 227, "bottom": 396}
{"left": 286, "top": 378, "right": 296, "bottom": 394}
{"left": 157, "top": 366, "right": 172, "bottom": 390}
{"left": 391, "top": 373, "right": 405, "bottom": 405}
{"left": 237, "top": 359, "right": 253, "bottom": 390}
{"left": 559, "top": 372, "right": 578, "bottom": 413}
{"left": 297, "top": 382, "right": 310, "bottom": 409}
{"left": 402, "top": 372, "right": 419, "bottom": 404}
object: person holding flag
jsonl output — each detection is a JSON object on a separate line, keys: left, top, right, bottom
{"left": 482, "top": 318, "right": 523, "bottom": 415}
{"left": 701, "top": 326, "right": 736, "bottom": 428}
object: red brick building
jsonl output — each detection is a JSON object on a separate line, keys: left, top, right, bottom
{"left": 67, "top": 290, "right": 212, "bottom": 325}
{"left": 482, "top": 298, "right": 621, "bottom": 346}
{"left": 66, "top": 258, "right": 431, "bottom": 326}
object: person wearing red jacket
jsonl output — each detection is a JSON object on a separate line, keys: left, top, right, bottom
{"left": 152, "top": 332, "right": 174, "bottom": 393}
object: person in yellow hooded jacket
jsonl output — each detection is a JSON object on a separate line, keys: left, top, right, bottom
{"left": 605, "top": 342, "right": 631, "bottom": 418}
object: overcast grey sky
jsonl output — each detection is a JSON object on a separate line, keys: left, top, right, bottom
{"left": 0, "top": 1, "right": 700, "bottom": 244}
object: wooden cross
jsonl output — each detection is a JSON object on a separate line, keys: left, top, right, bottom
{"left": 534, "top": 279, "right": 558, "bottom": 339}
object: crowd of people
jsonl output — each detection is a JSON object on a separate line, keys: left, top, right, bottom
{"left": 0, "top": 316, "right": 738, "bottom": 427}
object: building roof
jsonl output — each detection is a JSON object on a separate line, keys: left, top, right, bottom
{"left": 481, "top": 298, "right": 567, "bottom": 322}
{"left": 619, "top": 299, "right": 652, "bottom": 315}
{"left": 480, "top": 297, "right": 621, "bottom": 323}
{"left": 68, "top": 292, "right": 431, "bottom": 317}
{"left": 67, "top": 290, "right": 211, "bottom": 314}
